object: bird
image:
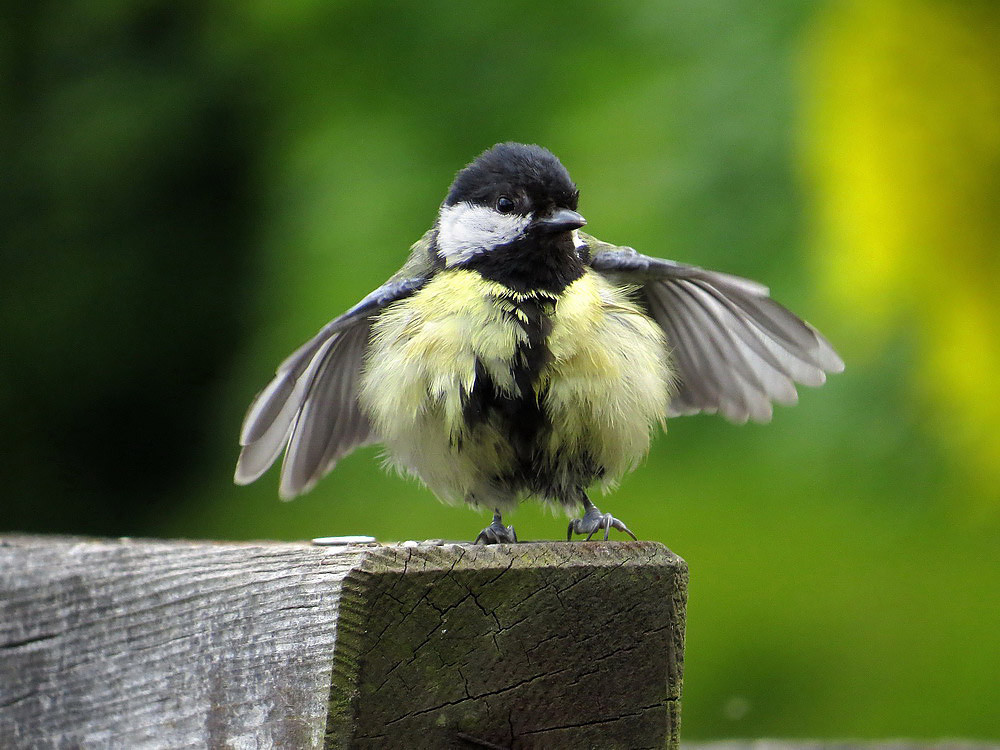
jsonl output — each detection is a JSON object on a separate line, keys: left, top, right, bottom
{"left": 234, "top": 142, "right": 844, "bottom": 544}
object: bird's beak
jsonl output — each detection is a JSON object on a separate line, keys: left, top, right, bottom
{"left": 532, "top": 208, "right": 587, "bottom": 235}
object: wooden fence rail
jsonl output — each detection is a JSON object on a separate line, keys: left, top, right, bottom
{"left": 0, "top": 535, "right": 687, "bottom": 749}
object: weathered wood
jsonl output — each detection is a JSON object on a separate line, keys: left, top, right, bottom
{"left": 0, "top": 535, "right": 687, "bottom": 749}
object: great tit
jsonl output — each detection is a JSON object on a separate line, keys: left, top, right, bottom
{"left": 235, "top": 142, "right": 843, "bottom": 544}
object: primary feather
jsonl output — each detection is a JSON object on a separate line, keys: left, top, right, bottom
{"left": 587, "top": 236, "right": 843, "bottom": 424}
{"left": 234, "top": 242, "right": 435, "bottom": 497}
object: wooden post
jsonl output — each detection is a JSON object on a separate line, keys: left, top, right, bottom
{"left": 0, "top": 535, "right": 687, "bottom": 749}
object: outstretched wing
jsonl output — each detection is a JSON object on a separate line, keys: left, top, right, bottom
{"left": 235, "top": 235, "right": 436, "bottom": 498}
{"left": 586, "top": 235, "right": 844, "bottom": 424}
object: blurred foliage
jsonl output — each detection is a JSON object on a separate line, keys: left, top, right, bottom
{"left": 804, "top": 0, "right": 1000, "bottom": 515}
{"left": 2, "top": 0, "right": 997, "bottom": 740}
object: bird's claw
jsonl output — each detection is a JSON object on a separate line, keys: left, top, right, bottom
{"left": 475, "top": 510, "right": 518, "bottom": 545}
{"left": 567, "top": 503, "right": 637, "bottom": 541}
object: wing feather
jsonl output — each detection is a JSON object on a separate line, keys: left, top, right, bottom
{"left": 278, "top": 320, "right": 374, "bottom": 498}
{"left": 234, "top": 271, "right": 430, "bottom": 496}
{"left": 588, "top": 236, "right": 843, "bottom": 423}
{"left": 234, "top": 339, "right": 332, "bottom": 484}
{"left": 674, "top": 281, "right": 774, "bottom": 422}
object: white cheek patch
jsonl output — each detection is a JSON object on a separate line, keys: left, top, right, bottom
{"left": 436, "top": 202, "right": 531, "bottom": 266}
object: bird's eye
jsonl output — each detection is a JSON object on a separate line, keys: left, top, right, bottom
{"left": 496, "top": 196, "right": 515, "bottom": 214}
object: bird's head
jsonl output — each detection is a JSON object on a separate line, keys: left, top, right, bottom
{"left": 435, "top": 143, "right": 587, "bottom": 268}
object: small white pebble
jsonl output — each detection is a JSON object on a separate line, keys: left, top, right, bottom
{"left": 311, "top": 535, "right": 377, "bottom": 546}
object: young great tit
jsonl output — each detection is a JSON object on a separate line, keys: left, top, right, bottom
{"left": 235, "top": 143, "right": 843, "bottom": 544}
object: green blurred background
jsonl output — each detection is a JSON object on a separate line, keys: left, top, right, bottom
{"left": 3, "top": 0, "right": 998, "bottom": 740}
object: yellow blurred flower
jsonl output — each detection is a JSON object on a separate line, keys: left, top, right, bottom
{"left": 802, "top": 0, "right": 1000, "bottom": 508}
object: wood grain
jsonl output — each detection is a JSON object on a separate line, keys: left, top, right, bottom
{"left": 0, "top": 536, "right": 687, "bottom": 749}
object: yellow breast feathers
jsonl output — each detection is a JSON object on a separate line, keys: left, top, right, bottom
{"left": 358, "top": 269, "right": 672, "bottom": 500}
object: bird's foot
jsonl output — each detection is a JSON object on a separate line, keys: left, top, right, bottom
{"left": 474, "top": 509, "right": 518, "bottom": 545}
{"left": 567, "top": 500, "right": 637, "bottom": 541}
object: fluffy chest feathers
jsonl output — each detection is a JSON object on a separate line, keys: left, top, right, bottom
{"left": 358, "top": 269, "right": 671, "bottom": 506}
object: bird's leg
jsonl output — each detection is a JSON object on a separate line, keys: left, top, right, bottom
{"left": 474, "top": 508, "right": 518, "bottom": 545}
{"left": 567, "top": 492, "right": 637, "bottom": 541}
